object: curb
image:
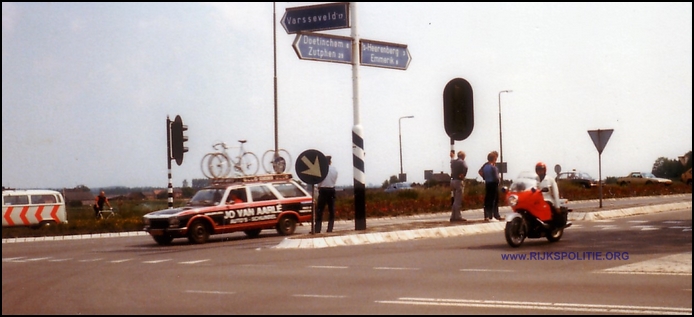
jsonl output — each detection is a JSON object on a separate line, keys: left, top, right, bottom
{"left": 274, "top": 201, "right": 692, "bottom": 249}
{"left": 569, "top": 201, "right": 692, "bottom": 221}
{"left": 2, "top": 230, "right": 149, "bottom": 244}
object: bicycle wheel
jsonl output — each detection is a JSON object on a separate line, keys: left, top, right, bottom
{"left": 208, "top": 153, "right": 232, "bottom": 178}
{"left": 262, "top": 149, "right": 293, "bottom": 174}
{"left": 201, "top": 153, "right": 217, "bottom": 179}
{"left": 236, "top": 152, "right": 259, "bottom": 176}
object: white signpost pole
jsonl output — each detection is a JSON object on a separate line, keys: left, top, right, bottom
{"left": 588, "top": 129, "right": 614, "bottom": 208}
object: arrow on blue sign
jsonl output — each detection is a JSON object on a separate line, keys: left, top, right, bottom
{"left": 292, "top": 33, "right": 353, "bottom": 64}
{"left": 360, "top": 39, "right": 411, "bottom": 70}
{"left": 295, "top": 149, "right": 329, "bottom": 185}
{"left": 281, "top": 2, "right": 350, "bottom": 34}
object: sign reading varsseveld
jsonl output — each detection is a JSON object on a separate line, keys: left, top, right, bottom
{"left": 281, "top": 2, "right": 350, "bottom": 34}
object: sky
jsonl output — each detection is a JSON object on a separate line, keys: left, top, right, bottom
{"left": 2, "top": 2, "right": 692, "bottom": 190}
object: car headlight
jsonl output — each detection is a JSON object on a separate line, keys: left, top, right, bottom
{"left": 508, "top": 194, "right": 518, "bottom": 207}
{"left": 168, "top": 217, "right": 180, "bottom": 227}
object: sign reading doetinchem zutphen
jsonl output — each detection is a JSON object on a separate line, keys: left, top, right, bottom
{"left": 292, "top": 33, "right": 353, "bottom": 64}
{"left": 360, "top": 39, "right": 411, "bottom": 70}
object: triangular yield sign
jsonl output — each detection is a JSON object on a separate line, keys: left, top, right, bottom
{"left": 588, "top": 129, "right": 614, "bottom": 154}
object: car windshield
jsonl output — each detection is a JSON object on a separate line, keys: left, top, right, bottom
{"left": 188, "top": 188, "right": 225, "bottom": 206}
{"left": 509, "top": 171, "right": 539, "bottom": 192}
{"left": 642, "top": 172, "right": 656, "bottom": 178}
{"left": 578, "top": 172, "right": 593, "bottom": 180}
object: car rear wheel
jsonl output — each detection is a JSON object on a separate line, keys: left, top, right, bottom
{"left": 276, "top": 216, "right": 297, "bottom": 235}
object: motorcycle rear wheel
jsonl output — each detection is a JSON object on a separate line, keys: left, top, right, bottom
{"left": 505, "top": 217, "right": 526, "bottom": 248}
{"left": 546, "top": 227, "right": 564, "bottom": 242}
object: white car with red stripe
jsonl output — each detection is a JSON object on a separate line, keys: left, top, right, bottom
{"left": 2, "top": 189, "right": 68, "bottom": 228}
{"left": 142, "top": 174, "right": 313, "bottom": 245}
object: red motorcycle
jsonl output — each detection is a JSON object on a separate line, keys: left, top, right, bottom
{"left": 502, "top": 171, "right": 572, "bottom": 248}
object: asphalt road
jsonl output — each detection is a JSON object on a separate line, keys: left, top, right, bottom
{"left": 2, "top": 195, "right": 691, "bottom": 314}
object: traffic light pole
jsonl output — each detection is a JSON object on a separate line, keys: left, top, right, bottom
{"left": 166, "top": 116, "right": 174, "bottom": 209}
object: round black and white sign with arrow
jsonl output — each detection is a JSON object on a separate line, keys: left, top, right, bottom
{"left": 295, "top": 149, "right": 329, "bottom": 185}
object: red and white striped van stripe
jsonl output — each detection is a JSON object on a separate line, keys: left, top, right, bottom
{"left": 3, "top": 204, "right": 62, "bottom": 226}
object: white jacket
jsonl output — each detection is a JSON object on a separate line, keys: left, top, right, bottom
{"left": 539, "top": 176, "right": 561, "bottom": 208}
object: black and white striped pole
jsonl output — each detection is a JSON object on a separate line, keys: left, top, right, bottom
{"left": 166, "top": 116, "right": 174, "bottom": 209}
{"left": 351, "top": 2, "right": 366, "bottom": 230}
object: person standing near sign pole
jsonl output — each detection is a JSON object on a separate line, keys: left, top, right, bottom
{"left": 315, "top": 156, "right": 338, "bottom": 233}
{"left": 450, "top": 151, "right": 468, "bottom": 222}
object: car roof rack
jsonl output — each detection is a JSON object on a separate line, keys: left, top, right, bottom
{"left": 210, "top": 173, "right": 293, "bottom": 185}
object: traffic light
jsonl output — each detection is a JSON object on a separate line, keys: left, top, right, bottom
{"left": 443, "top": 78, "right": 474, "bottom": 141}
{"left": 170, "top": 115, "right": 188, "bottom": 166}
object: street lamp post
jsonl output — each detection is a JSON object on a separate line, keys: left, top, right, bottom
{"left": 498, "top": 90, "right": 512, "bottom": 185}
{"left": 399, "top": 116, "right": 414, "bottom": 179}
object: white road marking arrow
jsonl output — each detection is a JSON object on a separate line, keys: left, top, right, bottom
{"left": 300, "top": 156, "right": 322, "bottom": 177}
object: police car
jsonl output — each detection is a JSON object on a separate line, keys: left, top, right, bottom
{"left": 143, "top": 174, "right": 313, "bottom": 245}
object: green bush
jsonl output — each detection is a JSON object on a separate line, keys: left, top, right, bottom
{"left": 2, "top": 183, "right": 690, "bottom": 239}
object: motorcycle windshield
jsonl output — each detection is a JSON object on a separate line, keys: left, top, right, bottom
{"left": 509, "top": 171, "right": 539, "bottom": 192}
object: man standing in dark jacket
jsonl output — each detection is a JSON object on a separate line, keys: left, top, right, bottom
{"left": 450, "top": 151, "right": 468, "bottom": 222}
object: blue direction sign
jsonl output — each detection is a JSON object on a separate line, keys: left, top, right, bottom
{"left": 281, "top": 2, "right": 350, "bottom": 34}
{"left": 360, "top": 39, "right": 411, "bottom": 70}
{"left": 295, "top": 149, "right": 329, "bottom": 185}
{"left": 293, "top": 33, "right": 353, "bottom": 64}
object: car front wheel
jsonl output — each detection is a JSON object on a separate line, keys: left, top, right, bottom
{"left": 187, "top": 220, "right": 210, "bottom": 244}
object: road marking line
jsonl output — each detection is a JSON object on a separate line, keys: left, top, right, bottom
{"left": 376, "top": 297, "right": 692, "bottom": 314}
{"left": 185, "top": 290, "right": 236, "bottom": 295}
{"left": 143, "top": 259, "right": 171, "bottom": 264}
{"left": 374, "top": 267, "right": 420, "bottom": 270}
{"left": 460, "top": 269, "right": 514, "bottom": 272}
{"left": 49, "top": 258, "right": 72, "bottom": 262}
{"left": 110, "top": 259, "right": 133, "bottom": 263}
{"left": 78, "top": 258, "right": 102, "bottom": 262}
{"left": 294, "top": 294, "right": 347, "bottom": 298}
{"left": 180, "top": 259, "right": 210, "bottom": 264}
{"left": 309, "top": 265, "right": 349, "bottom": 269}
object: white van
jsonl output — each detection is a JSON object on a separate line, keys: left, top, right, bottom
{"left": 2, "top": 189, "right": 68, "bottom": 228}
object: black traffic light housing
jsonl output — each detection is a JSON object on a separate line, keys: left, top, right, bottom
{"left": 170, "top": 115, "right": 188, "bottom": 166}
{"left": 443, "top": 78, "right": 474, "bottom": 141}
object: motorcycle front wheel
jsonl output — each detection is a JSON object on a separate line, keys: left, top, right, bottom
{"left": 504, "top": 217, "right": 526, "bottom": 248}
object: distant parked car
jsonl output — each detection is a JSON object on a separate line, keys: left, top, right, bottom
{"left": 617, "top": 172, "right": 672, "bottom": 186}
{"left": 555, "top": 170, "right": 598, "bottom": 189}
{"left": 385, "top": 182, "right": 412, "bottom": 193}
{"left": 682, "top": 168, "right": 692, "bottom": 185}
